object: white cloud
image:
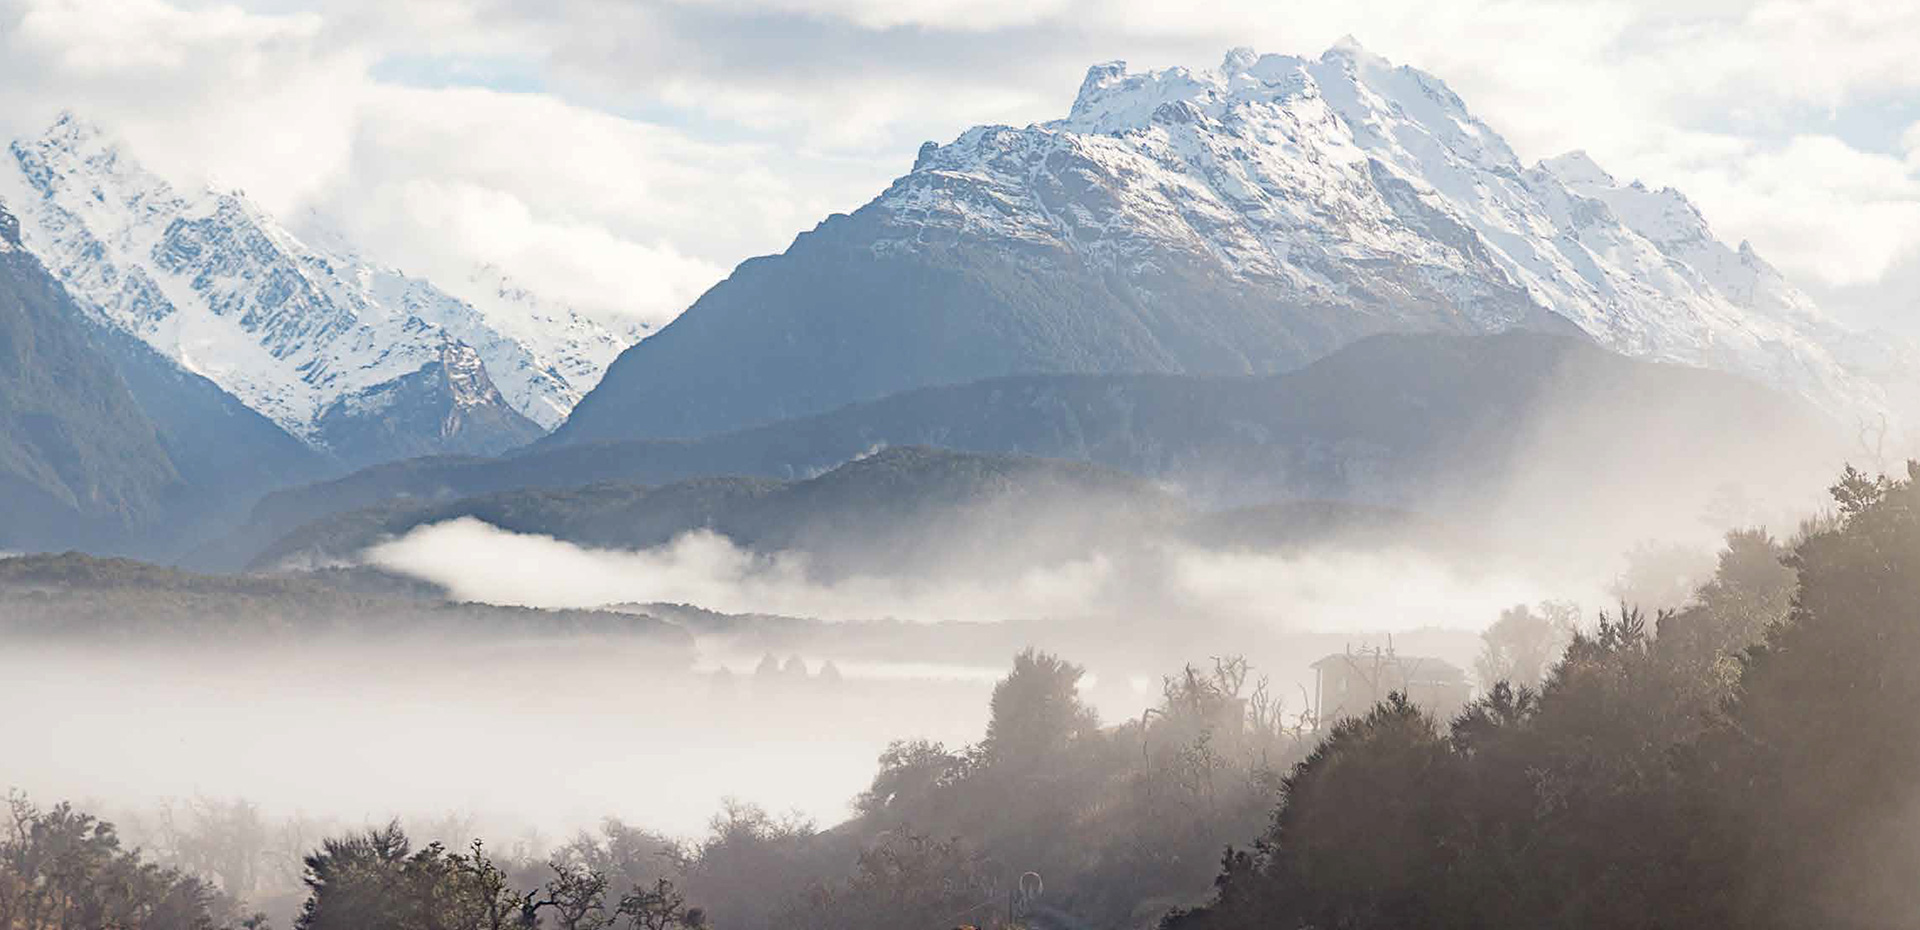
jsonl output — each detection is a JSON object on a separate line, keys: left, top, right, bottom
{"left": 0, "top": 0, "right": 887, "bottom": 325}
{"left": 358, "top": 176, "right": 728, "bottom": 326}
{"left": 306, "top": 84, "right": 875, "bottom": 323}
{"left": 0, "top": 0, "right": 364, "bottom": 213}
{"left": 442, "top": 0, "right": 1920, "bottom": 316}
{"left": 10, "top": 0, "right": 323, "bottom": 74}
{"left": 666, "top": 0, "right": 1079, "bottom": 32}
{"left": 1, "top": 0, "right": 1917, "bottom": 332}
{"left": 365, "top": 517, "right": 1559, "bottom": 631}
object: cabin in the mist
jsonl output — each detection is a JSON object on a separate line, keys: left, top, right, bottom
{"left": 1311, "top": 648, "right": 1471, "bottom": 728}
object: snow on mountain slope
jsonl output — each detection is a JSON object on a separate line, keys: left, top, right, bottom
{"left": 0, "top": 115, "right": 633, "bottom": 441}
{"left": 562, "top": 39, "right": 1890, "bottom": 447}
{"left": 881, "top": 40, "right": 1878, "bottom": 421}
{"left": 456, "top": 263, "right": 649, "bottom": 407}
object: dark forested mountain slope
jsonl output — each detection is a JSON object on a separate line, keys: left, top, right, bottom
{"left": 213, "top": 331, "right": 1843, "bottom": 571}
{"left": 0, "top": 203, "right": 183, "bottom": 551}
{"left": 248, "top": 446, "right": 1191, "bottom": 573}
{"left": 0, "top": 550, "right": 692, "bottom": 651}
{"left": 0, "top": 200, "right": 332, "bottom": 556}
{"left": 82, "top": 312, "right": 335, "bottom": 548}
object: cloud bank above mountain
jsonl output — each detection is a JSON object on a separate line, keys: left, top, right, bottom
{"left": 1, "top": 0, "right": 1912, "bottom": 332}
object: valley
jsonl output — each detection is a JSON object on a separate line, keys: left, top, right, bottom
{"left": 1, "top": 27, "right": 1915, "bottom": 930}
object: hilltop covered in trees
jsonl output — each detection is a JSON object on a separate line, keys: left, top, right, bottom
{"left": 1165, "top": 465, "right": 1918, "bottom": 929}
{"left": 1, "top": 794, "right": 237, "bottom": 930}
{"left": 0, "top": 553, "right": 693, "bottom": 651}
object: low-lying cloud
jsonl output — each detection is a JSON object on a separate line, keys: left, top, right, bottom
{"left": 365, "top": 517, "right": 1565, "bottom": 631}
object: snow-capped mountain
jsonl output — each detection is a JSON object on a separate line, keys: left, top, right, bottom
{"left": 556, "top": 40, "right": 1885, "bottom": 446}
{"left": 455, "top": 262, "right": 650, "bottom": 411}
{"left": 0, "top": 115, "right": 635, "bottom": 463}
{"left": 904, "top": 40, "right": 1874, "bottom": 415}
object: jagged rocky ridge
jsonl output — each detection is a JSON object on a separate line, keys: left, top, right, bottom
{"left": 0, "top": 115, "right": 635, "bottom": 466}
{"left": 556, "top": 40, "right": 1885, "bottom": 445}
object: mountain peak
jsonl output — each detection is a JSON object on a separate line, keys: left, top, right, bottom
{"left": 0, "top": 202, "right": 18, "bottom": 250}
{"left": 1069, "top": 60, "right": 1131, "bottom": 119}
{"left": 1321, "top": 34, "right": 1386, "bottom": 68}
{"left": 44, "top": 110, "right": 102, "bottom": 144}
{"left": 1540, "top": 150, "right": 1616, "bottom": 188}
{"left": 1327, "top": 34, "right": 1366, "bottom": 54}
{"left": 557, "top": 44, "right": 1887, "bottom": 446}
{"left": 30, "top": 112, "right": 119, "bottom": 168}
{"left": 1057, "top": 42, "right": 1448, "bottom": 137}
{"left": 1220, "top": 46, "right": 1259, "bottom": 75}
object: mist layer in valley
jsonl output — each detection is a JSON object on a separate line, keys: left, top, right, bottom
{"left": 0, "top": 336, "right": 1854, "bottom": 893}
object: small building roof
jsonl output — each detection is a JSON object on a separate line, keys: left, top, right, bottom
{"left": 1311, "top": 652, "right": 1467, "bottom": 683}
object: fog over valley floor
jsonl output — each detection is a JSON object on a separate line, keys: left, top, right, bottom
{"left": 0, "top": 641, "right": 990, "bottom": 839}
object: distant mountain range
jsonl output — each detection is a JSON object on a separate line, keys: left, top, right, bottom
{"left": 553, "top": 41, "right": 1889, "bottom": 446}
{"left": 0, "top": 43, "right": 1892, "bottom": 563}
{"left": 0, "top": 114, "right": 640, "bottom": 466}
{"left": 0, "top": 115, "right": 657, "bottom": 555}
{"left": 248, "top": 445, "right": 1191, "bottom": 573}
{"left": 211, "top": 332, "right": 1843, "bottom": 572}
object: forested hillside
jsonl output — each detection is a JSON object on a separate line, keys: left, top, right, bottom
{"left": 0, "top": 551, "right": 693, "bottom": 650}
{"left": 211, "top": 331, "right": 1841, "bottom": 571}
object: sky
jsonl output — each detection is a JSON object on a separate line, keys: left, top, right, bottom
{"left": 0, "top": 0, "right": 1914, "bottom": 333}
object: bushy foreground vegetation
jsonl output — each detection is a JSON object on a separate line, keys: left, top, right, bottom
{"left": 1, "top": 796, "right": 236, "bottom": 930}
{"left": 1165, "top": 465, "right": 1916, "bottom": 929}
{"left": 11, "top": 463, "right": 1920, "bottom": 929}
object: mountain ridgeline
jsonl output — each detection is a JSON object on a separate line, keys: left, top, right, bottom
{"left": 0, "top": 116, "right": 638, "bottom": 555}
{"left": 247, "top": 446, "right": 1198, "bottom": 573}
{"left": 0, "top": 43, "right": 1888, "bottom": 564}
{"left": 551, "top": 42, "right": 1881, "bottom": 447}
{"left": 0, "top": 115, "right": 622, "bottom": 467}
{"left": 216, "top": 331, "right": 1841, "bottom": 572}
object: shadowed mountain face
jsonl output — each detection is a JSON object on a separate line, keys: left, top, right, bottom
{"left": 210, "top": 331, "right": 1845, "bottom": 572}
{"left": 248, "top": 446, "right": 1190, "bottom": 574}
{"left": 0, "top": 203, "right": 182, "bottom": 551}
{"left": 548, "top": 162, "right": 1573, "bottom": 448}
{"left": 556, "top": 232, "right": 1141, "bottom": 445}
{"left": 0, "top": 201, "right": 334, "bottom": 556}
{"left": 311, "top": 342, "right": 546, "bottom": 465}
{"left": 550, "top": 44, "right": 1877, "bottom": 448}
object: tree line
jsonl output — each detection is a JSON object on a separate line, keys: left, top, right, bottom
{"left": 10, "top": 463, "right": 1920, "bottom": 928}
{"left": 1165, "top": 464, "right": 1920, "bottom": 929}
